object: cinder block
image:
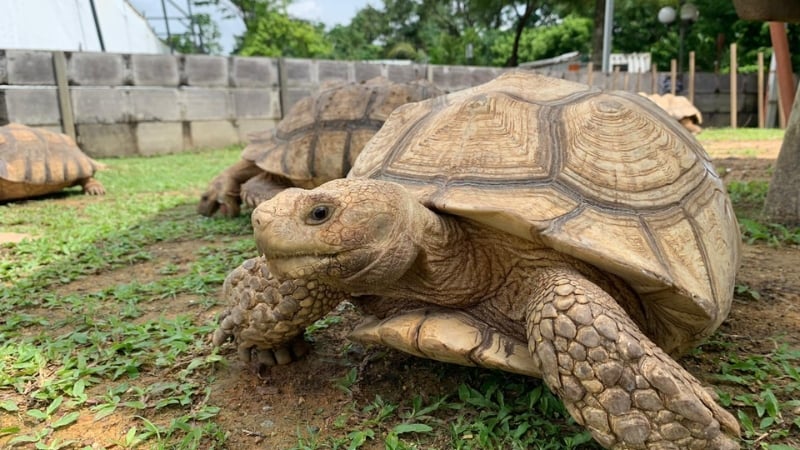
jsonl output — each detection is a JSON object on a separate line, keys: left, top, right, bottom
{"left": 431, "top": 66, "right": 504, "bottom": 92}
{"left": 354, "top": 62, "right": 383, "bottom": 81}
{"left": 0, "top": 87, "right": 61, "bottom": 125}
{"left": 387, "top": 64, "right": 424, "bottom": 83}
{"left": 181, "top": 88, "right": 232, "bottom": 121}
{"left": 5, "top": 50, "right": 55, "bottom": 85}
{"left": 237, "top": 118, "right": 278, "bottom": 142}
{"left": 0, "top": 52, "right": 8, "bottom": 84}
{"left": 184, "top": 55, "right": 229, "bottom": 87}
{"left": 136, "top": 122, "right": 184, "bottom": 155}
{"left": 284, "top": 88, "right": 313, "bottom": 112}
{"left": 231, "top": 57, "right": 278, "bottom": 88}
{"left": 68, "top": 52, "right": 127, "bottom": 86}
{"left": 190, "top": 120, "right": 239, "bottom": 149}
{"left": 71, "top": 87, "right": 128, "bottom": 124}
{"left": 131, "top": 54, "right": 180, "bottom": 86}
{"left": 284, "top": 58, "right": 313, "bottom": 85}
{"left": 318, "top": 60, "right": 350, "bottom": 82}
{"left": 233, "top": 88, "right": 280, "bottom": 119}
{"left": 128, "top": 88, "right": 181, "bottom": 121}
{"left": 76, "top": 123, "right": 137, "bottom": 157}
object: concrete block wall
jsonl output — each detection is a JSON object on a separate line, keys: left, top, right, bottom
{"left": 0, "top": 48, "right": 765, "bottom": 157}
{"left": 0, "top": 49, "right": 281, "bottom": 157}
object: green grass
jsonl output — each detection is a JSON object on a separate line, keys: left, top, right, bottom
{"left": 726, "top": 181, "right": 800, "bottom": 245}
{"left": 1, "top": 146, "right": 248, "bottom": 449}
{"left": 697, "top": 127, "right": 785, "bottom": 143}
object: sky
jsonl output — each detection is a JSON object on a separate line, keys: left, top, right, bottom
{"left": 128, "top": 0, "right": 373, "bottom": 54}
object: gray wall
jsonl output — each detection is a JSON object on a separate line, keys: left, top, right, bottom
{"left": 0, "top": 49, "right": 761, "bottom": 158}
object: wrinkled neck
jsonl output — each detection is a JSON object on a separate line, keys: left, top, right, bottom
{"left": 369, "top": 207, "right": 515, "bottom": 306}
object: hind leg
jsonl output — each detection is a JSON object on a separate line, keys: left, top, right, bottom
{"left": 526, "top": 268, "right": 739, "bottom": 449}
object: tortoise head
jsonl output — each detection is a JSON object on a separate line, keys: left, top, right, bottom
{"left": 251, "top": 179, "right": 422, "bottom": 289}
{"left": 197, "top": 174, "right": 241, "bottom": 217}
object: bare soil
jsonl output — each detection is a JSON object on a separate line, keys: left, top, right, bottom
{"left": 3, "top": 136, "right": 798, "bottom": 449}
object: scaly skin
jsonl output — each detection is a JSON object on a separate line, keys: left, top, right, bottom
{"left": 198, "top": 160, "right": 263, "bottom": 217}
{"left": 212, "top": 256, "right": 349, "bottom": 370}
{"left": 80, "top": 177, "right": 105, "bottom": 195}
{"left": 527, "top": 268, "right": 739, "bottom": 449}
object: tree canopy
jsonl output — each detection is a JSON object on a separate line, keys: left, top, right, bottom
{"left": 189, "top": 0, "right": 800, "bottom": 72}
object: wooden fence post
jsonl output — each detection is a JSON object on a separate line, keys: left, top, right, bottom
{"left": 670, "top": 59, "right": 677, "bottom": 96}
{"left": 688, "top": 51, "right": 696, "bottom": 103}
{"left": 52, "top": 51, "right": 76, "bottom": 141}
{"left": 730, "top": 43, "right": 738, "bottom": 129}
{"left": 758, "top": 51, "right": 765, "bottom": 128}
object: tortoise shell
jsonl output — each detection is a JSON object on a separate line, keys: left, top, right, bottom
{"left": 0, "top": 123, "right": 100, "bottom": 201}
{"left": 241, "top": 77, "right": 443, "bottom": 189}
{"left": 351, "top": 71, "right": 740, "bottom": 355}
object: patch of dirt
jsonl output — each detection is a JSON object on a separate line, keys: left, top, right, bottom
{"left": 56, "top": 240, "right": 202, "bottom": 296}
{"left": 703, "top": 139, "right": 782, "bottom": 160}
{"left": 0, "top": 232, "right": 31, "bottom": 244}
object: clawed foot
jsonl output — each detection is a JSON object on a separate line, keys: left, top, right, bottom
{"left": 211, "top": 256, "right": 347, "bottom": 372}
{"left": 82, "top": 178, "right": 105, "bottom": 195}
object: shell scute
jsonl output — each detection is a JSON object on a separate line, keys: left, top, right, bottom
{"left": 0, "top": 123, "right": 96, "bottom": 186}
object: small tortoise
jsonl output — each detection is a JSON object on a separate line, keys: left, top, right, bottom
{"left": 640, "top": 93, "right": 703, "bottom": 134}
{"left": 213, "top": 71, "right": 741, "bottom": 449}
{"left": 197, "top": 77, "right": 442, "bottom": 217}
{"left": 0, "top": 123, "right": 105, "bottom": 201}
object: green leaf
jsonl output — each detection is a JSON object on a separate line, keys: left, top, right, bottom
{"left": 46, "top": 396, "right": 64, "bottom": 415}
{"left": 26, "top": 409, "right": 49, "bottom": 421}
{"left": 392, "top": 423, "right": 433, "bottom": 435}
{"left": 93, "top": 404, "right": 117, "bottom": 421}
{"left": 762, "top": 389, "right": 780, "bottom": 418}
{"left": 52, "top": 411, "right": 81, "bottom": 429}
{"left": 125, "top": 426, "right": 137, "bottom": 446}
{"left": 0, "top": 400, "right": 19, "bottom": 412}
{"left": 8, "top": 434, "right": 42, "bottom": 444}
{"left": 0, "top": 426, "right": 21, "bottom": 437}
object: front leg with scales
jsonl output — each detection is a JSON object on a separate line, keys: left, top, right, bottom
{"left": 212, "top": 256, "right": 348, "bottom": 369}
{"left": 526, "top": 268, "right": 740, "bottom": 449}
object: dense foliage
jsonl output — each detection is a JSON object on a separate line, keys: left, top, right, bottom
{"left": 192, "top": 0, "right": 800, "bottom": 72}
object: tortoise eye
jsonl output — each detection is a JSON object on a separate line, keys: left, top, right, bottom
{"left": 307, "top": 205, "right": 333, "bottom": 224}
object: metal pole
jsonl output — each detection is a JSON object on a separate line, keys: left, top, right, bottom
{"left": 88, "top": 0, "right": 106, "bottom": 51}
{"left": 601, "top": 0, "right": 614, "bottom": 73}
{"left": 161, "top": 0, "right": 174, "bottom": 53}
{"left": 186, "top": 0, "right": 204, "bottom": 53}
{"left": 678, "top": 21, "right": 686, "bottom": 74}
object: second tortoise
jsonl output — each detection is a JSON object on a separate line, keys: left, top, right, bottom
{"left": 197, "top": 77, "right": 442, "bottom": 217}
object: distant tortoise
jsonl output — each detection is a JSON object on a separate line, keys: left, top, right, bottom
{"left": 0, "top": 123, "right": 105, "bottom": 201}
{"left": 213, "top": 71, "right": 741, "bottom": 449}
{"left": 197, "top": 77, "right": 442, "bottom": 217}
{"left": 640, "top": 93, "right": 703, "bottom": 134}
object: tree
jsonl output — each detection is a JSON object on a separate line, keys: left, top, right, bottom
{"left": 236, "top": 9, "right": 331, "bottom": 57}
{"left": 164, "top": 10, "right": 222, "bottom": 54}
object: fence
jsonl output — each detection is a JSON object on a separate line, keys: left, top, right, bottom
{"left": 0, "top": 49, "right": 762, "bottom": 158}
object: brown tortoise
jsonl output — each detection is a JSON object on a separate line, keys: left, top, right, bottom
{"left": 0, "top": 123, "right": 105, "bottom": 201}
{"left": 213, "top": 71, "right": 741, "bottom": 449}
{"left": 640, "top": 93, "right": 704, "bottom": 134}
{"left": 197, "top": 77, "right": 442, "bottom": 217}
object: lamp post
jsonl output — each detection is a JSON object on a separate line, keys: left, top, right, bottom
{"left": 658, "top": 2, "right": 699, "bottom": 74}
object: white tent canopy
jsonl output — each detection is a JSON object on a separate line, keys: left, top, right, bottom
{"left": 0, "top": 0, "right": 169, "bottom": 54}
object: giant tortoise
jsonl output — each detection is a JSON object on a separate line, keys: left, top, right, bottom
{"left": 213, "top": 71, "right": 741, "bottom": 449}
{"left": 197, "top": 77, "right": 442, "bottom": 217}
{"left": 0, "top": 123, "right": 105, "bottom": 201}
